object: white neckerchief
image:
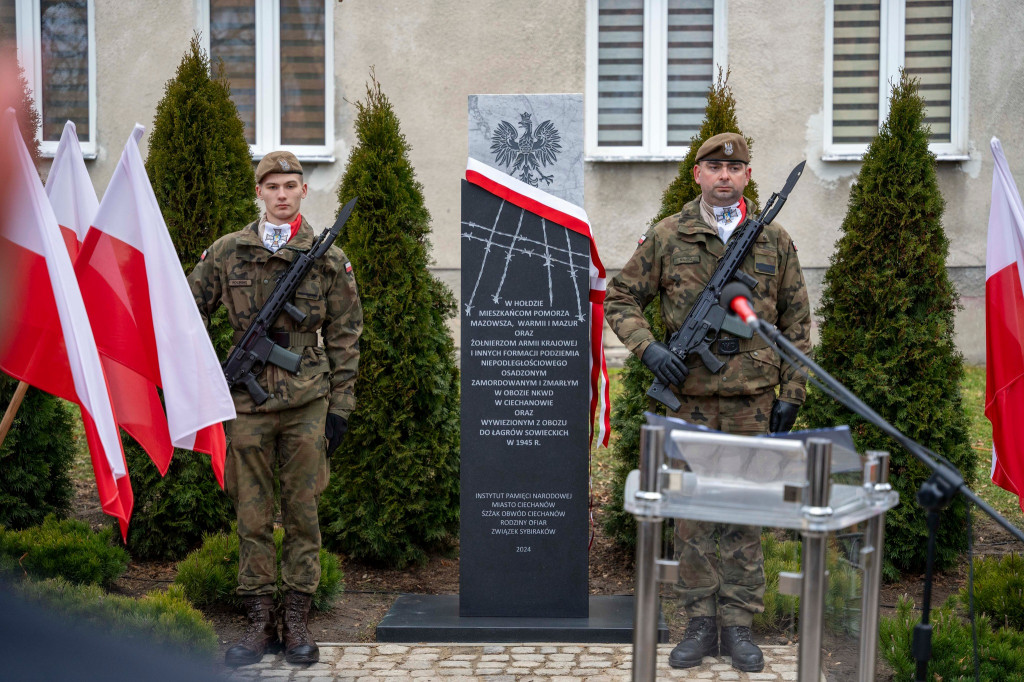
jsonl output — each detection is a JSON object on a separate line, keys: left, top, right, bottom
{"left": 262, "top": 222, "right": 290, "bottom": 252}
{"left": 713, "top": 201, "right": 743, "bottom": 243}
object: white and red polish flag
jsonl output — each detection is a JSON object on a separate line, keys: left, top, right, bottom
{"left": 985, "top": 137, "right": 1024, "bottom": 511}
{"left": 45, "top": 121, "right": 97, "bottom": 260}
{"left": 76, "top": 124, "right": 235, "bottom": 486}
{"left": 0, "top": 108, "right": 133, "bottom": 535}
{"left": 466, "top": 157, "right": 611, "bottom": 446}
{"left": 47, "top": 121, "right": 176, "bottom": 475}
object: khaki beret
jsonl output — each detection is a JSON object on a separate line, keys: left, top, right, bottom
{"left": 695, "top": 132, "right": 749, "bottom": 164}
{"left": 256, "top": 151, "right": 303, "bottom": 183}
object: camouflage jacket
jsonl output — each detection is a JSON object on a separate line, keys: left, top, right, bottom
{"left": 604, "top": 197, "right": 811, "bottom": 403}
{"left": 188, "top": 217, "right": 362, "bottom": 418}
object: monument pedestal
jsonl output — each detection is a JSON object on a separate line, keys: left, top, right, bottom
{"left": 375, "top": 594, "right": 669, "bottom": 644}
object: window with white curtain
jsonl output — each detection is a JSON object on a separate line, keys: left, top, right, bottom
{"left": 586, "top": 0, "right": 727, "bottom": 160}
{"left": 825, "top": 0, "right": 968, "bottom": 159}
{"left": 199, "top": 0, "right": 334, "bottom": 160}
{"left": 2, "top": 0, "right": 96, "bottom": 157}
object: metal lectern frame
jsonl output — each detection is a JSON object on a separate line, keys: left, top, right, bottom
{"left": 626, "top": 424, "right": 898, "bottom": 682}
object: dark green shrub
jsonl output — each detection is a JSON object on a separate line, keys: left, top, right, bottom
{"left": 604, "top": 68, "right": 760, "bottom": 548}
{"left": 0, "top": 376, "right": 76, "bottom": 530}
{"left": 119, "top": 449, "right": 233, "bottom": 560}
{"left": 14, "top": 578, "right": 217, "bottom": 657}
{"left": 960, "top": 554, "right": 1024, "bottom": 631}
{"left": 319, "top": 73, "right": 460, "bottom": 568}
{"left": 0, "top": 516, "right": 128, "bottom": 587}
{"left": 800, "top": 72, "right": 975, "bottom": 579}
{"left": 0, "top": 37, "right": 42, "bottom": 166}
{"left": 881, "top": 595, "right": 1024, "bottom": 681}
{"left": 174, "top": 527, "right": 343, "bottom": 612}
{"left": 121, "top": 35, "right": 255, "bottom": 557}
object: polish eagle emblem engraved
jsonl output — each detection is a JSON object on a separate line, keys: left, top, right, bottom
{"left": 490, "top": 112, "right": 562, "bottom": 187}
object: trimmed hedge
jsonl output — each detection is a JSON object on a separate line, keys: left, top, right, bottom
{"left": 13, "top": 578, "right": 217, "bottom": 657}
{"left": 174, "top": 527, "right": 343, "bottom": 612}
{"left": 881, "top": 595, "right": 1024, "bottom": 681}
{"left": 960, "top": 554, "right": 1024, "bottom": 632}
{"left": 0, "top": 516, "right": 128, "bottom": 587}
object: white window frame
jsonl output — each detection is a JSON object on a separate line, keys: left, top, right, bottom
{"left": 585, "top": 0, "right": 727, "bottom": 162}
{"left": 197, "top": 0, "right": 335, "bottom": 162}
{"left": 14, "top": 0, "right": 97, "bottom": 158}
{"left": 823, "top": 0, "right": 969, "bottom": 161}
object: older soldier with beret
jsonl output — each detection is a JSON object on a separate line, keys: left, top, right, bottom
{"left": 604, "top": 132, "right": 810, "bottom": 672}
{"left": 188, "top": 151, "right": 362, "bottom": 667}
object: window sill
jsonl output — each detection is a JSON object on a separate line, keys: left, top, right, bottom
{"left": 821, "top": 152, "right": 971, "bottom": 162}
{"left": 585, "top": 154, "right": 686, "bottom": 163}
{"left": 251, "top": 151, "right": 335, "bottom": 164}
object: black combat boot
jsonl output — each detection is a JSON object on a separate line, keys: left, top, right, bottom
{"left": 224, "top": 595, "right": 278, "bottom": 667}
{"left": 282, "top": 590, "right": 319, "bottom": 664}
{"left": 668, "top": 616, "right": 718, "bottom": 669}
{"left": 720, "top": 625, "right": 764, "bottom": 672}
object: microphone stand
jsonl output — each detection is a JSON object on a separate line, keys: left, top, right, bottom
{"left": 749, "top": 317, "right": 1024, "bottom": 682}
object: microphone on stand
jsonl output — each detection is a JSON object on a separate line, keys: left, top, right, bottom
{"left": 719, "top": 281, "right": 758, "bottom": 326}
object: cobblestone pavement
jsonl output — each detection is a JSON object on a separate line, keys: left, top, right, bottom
{"left": 226, "top": 643, "right": 803, "bottom": 681}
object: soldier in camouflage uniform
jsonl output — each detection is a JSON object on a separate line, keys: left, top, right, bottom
{"left": 604, "top": 133, "right": 810, "bottom": 673}
{"left": 188, "top": 151, "right": 362, "bottom": 668}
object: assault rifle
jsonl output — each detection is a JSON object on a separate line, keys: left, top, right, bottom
{"left": 222, "top": 197, "right": 358, "bottom": 404}
{"left": 646, "top": 162, "right": 805, "bottom": 411}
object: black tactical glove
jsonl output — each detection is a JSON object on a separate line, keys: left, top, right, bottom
{"left": 641, "top": 341, "right": 689, "bottom": 389}
{"left": 325, "top": 413, "right": 348, "bottom": 456}
{"left": 769, "top": 400, "right": 799, "bottom": 433}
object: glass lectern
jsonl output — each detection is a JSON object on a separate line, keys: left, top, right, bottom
{"left": 625, "top": 416, "right": 899, "bottom": 682}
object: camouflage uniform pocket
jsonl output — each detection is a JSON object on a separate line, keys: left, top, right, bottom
{"left": 293, "top": 273, "right": 327, "bottom": 328}
{"left": 744, "top": 348, "right": 782, "bottom": 387}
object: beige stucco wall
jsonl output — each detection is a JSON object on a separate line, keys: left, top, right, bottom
{"left": 58, "top": 0, "right": 1024, "bottom": 364}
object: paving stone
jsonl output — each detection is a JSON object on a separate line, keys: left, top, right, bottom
{"left": 375, "top": 645, "right": 409, "bottom": 655}
{"left": 482, "top": 646, "right": 506, "bottom": 654}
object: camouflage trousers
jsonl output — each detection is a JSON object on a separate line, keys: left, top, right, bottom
{"left": 224, "top": 397, "right": 329, "bottom": 596}
{"left": 668, "top": 389, "right": 774, "bottom": 627}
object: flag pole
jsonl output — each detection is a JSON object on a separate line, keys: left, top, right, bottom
{"left": 0, "top": 380, "right": 29, "bottom": 447}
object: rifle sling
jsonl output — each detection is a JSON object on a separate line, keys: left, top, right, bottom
{"left": 232, "top": 330, "right": 319, "bottom": 348}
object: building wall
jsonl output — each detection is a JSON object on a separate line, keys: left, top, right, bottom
{"left": 55, "top": 0, "right": 1024, "bottom": 364}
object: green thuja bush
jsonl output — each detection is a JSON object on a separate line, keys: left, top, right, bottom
{"left": 121, "top": 35, "right": 254, "bottom": 558}
{"left": 14, "top": 579, "right": 217, "bottom": 657}
{"left": 800, "top": 72, "right": 975, "bottom": 579}
{"left": 604, "top": 68, "right": 760, "bottom": 548}
{"left": 0, "top": 376, "right": 76, "bottom": 530}
{"left": 753, "top": 532, "right": 861, "bottom": 636}
{"left": 319, "top": 73, "right": 460, "bottom": 567}
{"left": 0, "top": 516, "right": 128, "bottom": 587}
{"left": 174, "top": 526, "right": 342, "bottom": 612}
{"left": 881, "top": 595, "right": 1024, "bottom": 681}
{"left": 755, "top": 532, "right": 800, "bottom": 632}
{"left": 960, "top": 554, "right": 1024, "bottom": 631}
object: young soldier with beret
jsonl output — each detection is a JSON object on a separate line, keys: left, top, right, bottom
{"left": 188, "top": 151, "right": 362, "bottom": 667}
{"left": 604, "top": 133, "right": 811, "bottom": 672}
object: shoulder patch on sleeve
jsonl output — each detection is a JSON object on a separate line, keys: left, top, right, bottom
{"left": 200, "top": 249, "right": 208, "bottom": 261}
{"left": 637, "top": 232, "right": 648, "bottom": 247}
{"left": 345, "top": 261, "right": 353, "bottom": 274}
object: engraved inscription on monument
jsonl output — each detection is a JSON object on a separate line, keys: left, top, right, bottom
{"left": 459, "top": 178, "right": 590, "bottom": 618}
